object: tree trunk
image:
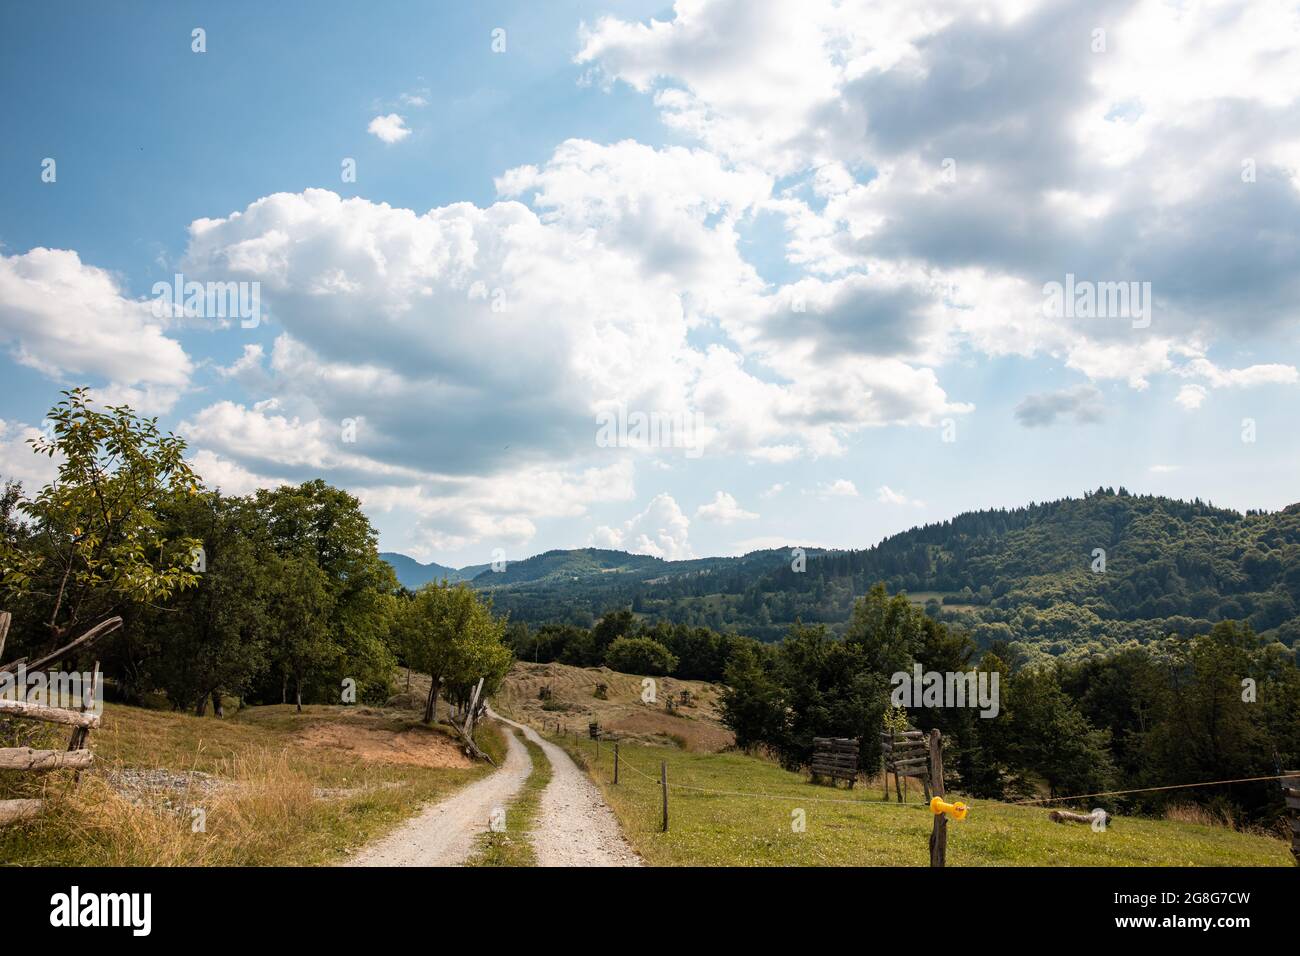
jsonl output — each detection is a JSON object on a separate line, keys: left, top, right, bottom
{"left": 423, "top": 679, "right": 440, "bottom": 724}
{"left": 195, "top": 696, "right": 208, "bottom": 717}
{"left": 281, "top": 674, "right": 288, "bottom": 705}
{"left": 295, "top": 680, "right": 303, "bottom": 713}
{"left": 211, "top": 691, "right": 224, "bottom": 718}
{"left": 406, "top": 667, "right": 411, "bottom": 691}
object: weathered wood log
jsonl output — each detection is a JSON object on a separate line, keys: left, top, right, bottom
{"left": 0, "top": 698, "right": 100, "bottom": 728}
{"left": 890, "top": 758, "right": 930, "bottom": 771}
{"left": 0, "top": 798, "right": 43, "bottom": 826}
{"left": 0, "top": 616, "right": 121, "bottom": 675}
{"left": 0, "top": 747, "right": 93, "bottom": 771}
{"left": 1050, "top": 809, "right": 1109, "bottom": 826}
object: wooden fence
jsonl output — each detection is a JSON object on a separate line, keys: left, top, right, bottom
{"left": 810, "top": 736, "right": 859, "bottom": 786}
{"left": 0, "top": 611, "right": 112, "bottom": 826}
{"left": 880, "top": 728, "right": 931, "bottom": 802}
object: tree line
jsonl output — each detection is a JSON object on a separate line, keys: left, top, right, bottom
{"left": 0, "top": 390, "right": 510, "bottom": 720}
{"left": 721, "top": 583, "right": 1300, "bottom": 826}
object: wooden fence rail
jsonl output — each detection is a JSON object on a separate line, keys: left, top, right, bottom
{"left": 0, "top": 611, "right": 111, "bottom": 826}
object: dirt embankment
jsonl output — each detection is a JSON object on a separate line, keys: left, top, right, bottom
{"left": 495, "top": 661, "right": 734, "bottom": 753}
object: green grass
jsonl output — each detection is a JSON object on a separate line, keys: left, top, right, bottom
{"left": 0, "top": 701, "right": 505, "bottom": 866}
{"left": 550, "top": 734, "right": 1293, "bottom": 867}
{"left": 466, "top": 730, "right": 553, "bottom": 867}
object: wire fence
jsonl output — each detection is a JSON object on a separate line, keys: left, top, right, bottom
{"left": 524, "top": 716, "right": 1297, "bottom": 865}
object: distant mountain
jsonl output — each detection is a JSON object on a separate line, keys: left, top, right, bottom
{"left": 643, "top": 489, "right": 1300, "bottom": 653}
{"left": 380, "top": 552, "right": 487, "bottom": 589}
{"left": 380, "top": 545, "right": 831, "bottom": 623}
{"left": 383, "top": 491, "right": 1300, "bottom": 657}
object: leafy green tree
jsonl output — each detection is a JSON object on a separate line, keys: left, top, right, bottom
{"left": 0, "top": 388, "right": 200, "bottom": 655}
{"left": 251, "top": 481, "right": 397, "bottom": 704}
{"left": 720, "top": 643, "right": 786, "bottom": 752}
{"left": 267, "top": 555, "right": 335, "bottom": 711}
{"left": 397, "top": 582, "right": 511, "bottom": 723}
{"left": 146, "top": 492, "right": 270, "bottom": 715}
{"left": 604, "top": 635, "right": 677, "bottom": 676}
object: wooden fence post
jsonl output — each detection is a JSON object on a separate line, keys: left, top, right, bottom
{"left": 661, "top": 761, "right": 669, "bottom": 833}
{"left": 928, "top": 729, "right": 946, "bottom": 867}
{"left": 614, "top": 742, "right": 620, "bottom": 785}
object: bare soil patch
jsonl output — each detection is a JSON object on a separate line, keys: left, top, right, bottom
{"left": 296, "top": 721, "right": 473, "bottom": 769}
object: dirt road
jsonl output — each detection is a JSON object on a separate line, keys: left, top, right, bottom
{"left": 344, "top": 725, "right": 531, "bottom": 866}
{"left": 345, "top": 711, "right": 640, "bottom": 867}
{"left": 492, "top": 710, "right": 641, "bottom": 867}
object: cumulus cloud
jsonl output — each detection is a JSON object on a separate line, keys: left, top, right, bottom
{"left": 1014, "top": 385, "right": 1105, "bottom": 428}
{"left": 367, "top": 113, "right": 410, "bottom": 143}
{"left": 0, "top": 248, "right": 192, "bottom": 411}
{"left": 811, "top": 479, "right": 859, "bottom": 498}
{"left": 695, "top": 490, "right": 758, "bottom": 523}
{"left": 1175, "top": 384, "right": 1207, "bottom": 410}
{"left": 876, "top": 484, "right": 924, "bottom": 507}
{"left": 594, "top": 493, "right": 694, "bottom": 559}
{"left": 0, "top": 419, "right": 60, "bottom": 488}
{"left": 580, "top": 0, "right": 1300, "bottom": 388}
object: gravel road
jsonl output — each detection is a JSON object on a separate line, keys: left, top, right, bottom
{"left": 344, "top": 710, "right": 641, "bottom": 867}
{"left": 344, "top": 724, "right": 531, "bottom": 866}
{"left": 492, "top": 710, "right": 642, "bottom": 867}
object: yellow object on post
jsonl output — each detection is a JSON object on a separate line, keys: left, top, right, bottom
{"left": 930, "top": 796, "right": 969, "bottom": 820}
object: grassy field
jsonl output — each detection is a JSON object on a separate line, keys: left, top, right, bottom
{"left": 495, "top": 660, "right": 733, "bottom": 753}
{"left": 466, "top": 730, "right": 552, "bottom": 867}
{"left": 0, "top": 701, "right": 505, "bottom": 866}
{"left": 547, "top": 732, "right": 1293, "bottom": 867}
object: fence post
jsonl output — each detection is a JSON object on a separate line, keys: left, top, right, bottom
{"left": 661, "top": 761, "right": 669, "bottom": 833}
{"left": 928, "top": 729, "right": 946, "bottom": 867}
{"left": 614, "top": 743, "right": 620, "bottom": 785}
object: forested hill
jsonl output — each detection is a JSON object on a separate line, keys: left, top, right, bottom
{"left": 748, "top": 489, "right": 1300, "bottom": 654}
{"left": 384, "top": 490, "right": 1300, "bottom": 657}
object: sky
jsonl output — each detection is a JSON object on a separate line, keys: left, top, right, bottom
{"left": 2, "top": 0, "right": 1299, "bottom": 568}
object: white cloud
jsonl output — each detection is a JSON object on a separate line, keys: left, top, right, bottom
{"left": 0, "top": 419, "right": 60, "bottom": 489}
{"left": 1175, "top": 384, "right": 1208, "bottom": 410}
{"left": 579, "top": 0, "right": 1300, "bottom": 397}
{"left": 876, "top": 484, "right": 924, "bottom": 507}
{"left": 0, "top": 248, "right": 192, "bottom": 411}
{"left": 695, "top": 490, "right": 758, "bottom": 523}
{"left": 760, "top": 482, "right": 785, "bottom": 498}
{"left": 597, "top": 493, "right": 693, "bottom": 560}
{"left": 367, "top": 113, "right": 411, "bottom": 143}
{"left": 811, "top": 479, "right": 859, "bottom": 498}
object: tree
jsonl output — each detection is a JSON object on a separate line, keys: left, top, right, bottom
{"left": 251, "top": 481, "right": 398, "bottom": 705}
{"left": 0, "top": 388, "right": 200, "bottom": 659}
{"left": 144, "top": 492, "right": 270, "bottom": 714}
{"left": 604, "top": 635, "right": 677, "bottom": 676}
{"left": 719, "top": 643, "right": 785, "bottom": 752}
{"left": 266, "top": 555, "right": 335, "bottom": 712}
{"left": 397, "top": 583, "right": 511, "bottom": 723}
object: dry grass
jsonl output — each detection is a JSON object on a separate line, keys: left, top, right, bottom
{"left": 1163, "top": 802, "right": 1235, "bottom": 829}
{"left": 0, "top": 701, "right": 506, "bottom": 866}
{"left": 494, "top": 661, "right": 734, "bottom": 753}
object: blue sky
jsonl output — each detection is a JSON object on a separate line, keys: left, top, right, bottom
{"left": 2, "top": 0, "right": 1299, "bottom": 567}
